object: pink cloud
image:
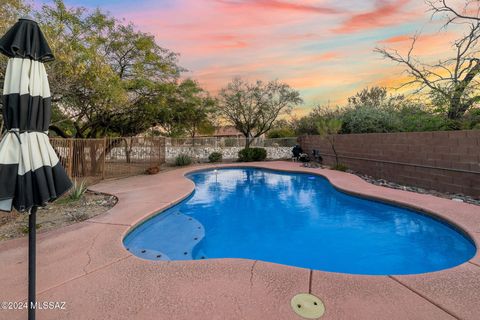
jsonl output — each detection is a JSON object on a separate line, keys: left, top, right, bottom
{"left": 334, "top": 0, "right": 415, "bottom": 34}
{"left": 216, "top": 0, "right": 339, "bottom": 14}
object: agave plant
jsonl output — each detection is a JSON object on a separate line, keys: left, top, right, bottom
{"left": 68, "top": 179, "right": 88, "bottom": 201}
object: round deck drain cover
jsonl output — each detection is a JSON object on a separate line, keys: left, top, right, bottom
{"left": 290, "top": 293, "right": 325, "bottom": 319}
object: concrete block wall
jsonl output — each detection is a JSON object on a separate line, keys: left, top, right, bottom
{"left": 299, "top": 130, "right": 480, "bottom": 197}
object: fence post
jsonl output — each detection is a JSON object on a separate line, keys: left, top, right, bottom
{"left": 101, "top": 137, "right": 107, "bottom": 180}
{"left": 67, "top": 139, "right": 73, "bottom": 178}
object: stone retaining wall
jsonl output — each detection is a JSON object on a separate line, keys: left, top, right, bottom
{"left": 166, "top": 146, "right": 292, "bottom": 163}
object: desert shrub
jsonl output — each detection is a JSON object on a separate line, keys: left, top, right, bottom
{"left": 294, "top": 87, "right": 477, "bottom": 134}
{"left": 396, "top": 104, "right": 449, "bottom": 132}
{"left": 238, "top": 147, "right": 267, "bottom": 162}
{"left": 252, "top": 148, "right": 267, "bottom": 161}
{"left": 267, "top": 127, "right": 296, "bottom": 138}
{"left": 175, "top": 154, "right": 192, "bottom": 166}
{"left": 208, "top": 152, "right": 223, "bottom": 163}
{"left": 238, "top": 148, "right": 254, "bottom": 162}
{"left": 341, "top": 104, "right": 402, "bottom": 133}
{"left": 332, "top": 163, "right": 348, "bottom": 171}
{"left": 461, "top": 107, "right": 480, "bottom": 129}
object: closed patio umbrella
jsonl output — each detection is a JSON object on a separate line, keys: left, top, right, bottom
{"left": 0, "top": 17, "right": 72, "bottom": 320}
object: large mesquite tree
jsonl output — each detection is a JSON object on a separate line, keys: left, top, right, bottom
{"left": 0, "top": 0, "right": 186, "bottom": 176}
{"left": 218, "top": 78, "right": 302, "bottom": 148}
{"left": 36, "top": 0, "right": 182, "bottom": 138}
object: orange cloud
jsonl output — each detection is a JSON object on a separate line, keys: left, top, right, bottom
{"left": 378, "top": 31, "right": 458, "bottom": 57}
{"left": 380, "top": 34, "right": 411, "bottom": 43}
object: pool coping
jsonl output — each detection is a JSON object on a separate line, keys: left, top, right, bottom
{"left": 1, "top": 161, "right": 479, "bottom": 320}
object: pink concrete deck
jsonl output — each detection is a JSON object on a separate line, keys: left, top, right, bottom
{"left": 0, "top": 161, "right": 479, "bottom": 320}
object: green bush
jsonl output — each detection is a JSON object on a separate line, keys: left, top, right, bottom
{"left": 208, "top": 152, "right": 223, "bottom": 163}
{"left": 238, "top": 147, "right": 267, "bottom": 162}
{"left": 175, "top": 154, "right": 193, "bottom": 166}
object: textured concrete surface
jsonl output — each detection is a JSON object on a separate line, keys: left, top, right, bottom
{"left": 0, "top": 161, "right": 479, "bottom": 320}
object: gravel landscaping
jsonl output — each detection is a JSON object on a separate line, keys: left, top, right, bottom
{"left": 0, "top": 191, "right": 117, "bottom": 241}
{"left": 353, "top": 172, "right": 480, "bottom": 206}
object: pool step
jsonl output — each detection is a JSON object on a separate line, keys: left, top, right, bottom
{"left": 127, "top": 211, "right": 205, "bottom": 261}
{"left": 194, "top": 248, "right": 208, "bottom": 260}
{"left": 128, "top": 248, "right": 170, "bottom": 261}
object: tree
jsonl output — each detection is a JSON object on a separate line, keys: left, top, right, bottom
{"left": 175, "top": 79, "right": 217, "bottom": 140}
{"left": 317, "top": 119, "right": 343, "bottom": 166}
{"left": 218, "top": 78, "right": 302, "bottom": 148}
{"left": 375, "top": 0, "right": 480, "bottom": 126}
{"left": 157, "top": 79, "right": 217, "bottom": 139}
{"left": 36, "top": 0, "right": 181, "bottom": 138}
{"left": 0, "top": 0, "right": 184, "bottom": 177}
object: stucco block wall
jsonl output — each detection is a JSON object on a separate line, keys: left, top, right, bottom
{"left": 299, "top": 130, "right": 480, "bottom": 197}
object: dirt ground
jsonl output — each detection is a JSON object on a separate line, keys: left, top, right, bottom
{"left": 0, "top": 191, "right": 117, "bottom": 241}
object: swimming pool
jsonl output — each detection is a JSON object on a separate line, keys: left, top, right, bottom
{"left": 123, "top": 168, "right": 476, "bottom": 275}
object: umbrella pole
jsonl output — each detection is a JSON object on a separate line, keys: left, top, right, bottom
{"left": 28, "top": 206, "right": 37, "bottom": 320}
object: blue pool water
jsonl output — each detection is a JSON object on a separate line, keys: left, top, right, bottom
{"left": 124, "top": 168, "right": 476, "bottom": 275}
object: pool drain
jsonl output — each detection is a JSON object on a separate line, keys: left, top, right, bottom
{"left": 290, "top": 293, "right": 325, "bottom": 319}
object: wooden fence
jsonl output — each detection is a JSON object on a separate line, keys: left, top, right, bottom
{"left": 50, "top": 137, "right": 166, "bottom": 182}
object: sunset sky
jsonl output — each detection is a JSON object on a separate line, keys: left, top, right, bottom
{"left": 50, "top": 0, "right": 464, "bottom": 114}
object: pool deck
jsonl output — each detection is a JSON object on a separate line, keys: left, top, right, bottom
{"left": 1, "top": 161, "right": 479, "bottom": 320}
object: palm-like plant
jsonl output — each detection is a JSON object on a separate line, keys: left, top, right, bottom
{"left": 317, "top": 119, "right": 343, "bottom": 166}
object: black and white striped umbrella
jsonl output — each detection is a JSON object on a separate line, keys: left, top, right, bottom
{"left": 0, "top": 17, "right": 71, "bottom": 213}
{"left": 0, "top": 17, "right": 72, "bottom": 320}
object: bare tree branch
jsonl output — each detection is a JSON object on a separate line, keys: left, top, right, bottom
{"left": 375, "top": 0, "right": 480, "bottom": 123}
